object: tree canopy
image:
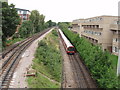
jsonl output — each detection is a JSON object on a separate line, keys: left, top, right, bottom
{"left": 2, "top": 2, "right": 20, "bottom": 38}
{"left": 46, "top": 20, "right": 56, "bottom": 27}
{"left": 18, "top": 10, "right": 46, "bottom": 38}
{"left": 29, "top": 10, "right": 45, "bottom": 33}
{"left": 2, "top": 2, "right": 20, "bottom": 46}
{"left": 19, "top": 21, "right": 33, "bottom": 38}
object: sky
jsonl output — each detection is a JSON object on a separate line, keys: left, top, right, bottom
{"left": 8, "top": 0, "right": 120, "bottom": 22}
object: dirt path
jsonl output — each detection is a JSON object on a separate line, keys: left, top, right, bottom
{"left": 9, "top": 29, "right": 52, "bottom": 88}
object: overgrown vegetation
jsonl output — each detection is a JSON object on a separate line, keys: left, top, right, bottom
{"left": 27, "top": 30, "right": 62, "bottom": 88}
{"left": 5, "top": 38, "right": 23, "bottom": 46}
{"left": 58, "top": 23, "right": 120, "bottom": 88}
{"left": 27, "top": 73, "right": 60, "bottom": 88}
{"left": 2, "top": 4, "right": 57, "bottom": 47}
{"left": 2, "top": 2, "right": 20, "bottom": 47}
{"left": 19, "top": 21, "right": 34, "bottom": 38}
{"left": 19, "top": 10, "right": 57, "bottom": 39}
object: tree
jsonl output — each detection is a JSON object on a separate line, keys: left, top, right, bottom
{"left": 29, "top": 10, "right": 45, "bottom": 33}
{"left": 29, "top": 10, "right": 40, "bottom": 33}
{"left": 46, "top": 20, "right": 56, "bottom": 27}
{"left": 19, "top": 21, "right": 33, "bottom": 38}
{"left": 2, "top": 2, "right": 20, "bottom": 46}
{"left": 36, "top": 14, "right": 45, "bottom": 32}
{"left": 58, "top": 22, "right": 70, "bottom": 30}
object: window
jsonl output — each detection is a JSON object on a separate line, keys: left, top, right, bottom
{"left": 117, "top": 21, "right": 120, "bottom": 24}
{"left": 115, "top": 47, "right": 118, "bottom": 52}
{"left": 92, "top": 31, "right": 94, "bottom": 34}
{"left": 113, "top": 38, "right": 116, "bottom": 42}
{"left": 98, "top": 32, "right": 101, "bottom": 36}
{"left": 68, "top": 47, "right": 75, "bottom": 51}
{"left": 118, "top": 38, "right": 120, "bottom": 42}
{"left": 116, "top": 38, "right": 118, "bottom": 42}
{"left": 19, "top": 11, "right": 21, "bottom": 14}
{"left": 114, "top": 21, "right": 120, "bottom": 24}
{"left": 23, "top": 11, "right": 27, "bottom": 14}
{"left": 112, "top": 46, "right": 115, "bottom": 52}
{"left": 23, "top": 16, "right": 27, "bottom": 20}
{"left": 113, "top": 38, "right": 119, "bottom": 42}
{"left": 113, "top": 46, "right": 119, "bottom": 52}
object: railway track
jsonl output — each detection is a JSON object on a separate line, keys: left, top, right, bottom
{"left": 68, "top": 53, "right": 97, "bottom": 88}
{"left": 0, "top": 28, "right": 53, "bottom": 88}
{"left": 2, "top": 35, "right": 32, "bottom": 59}
{"left": 59, "top": 29, "right": 97, "bottom": 88}
{"left": 62, "top": 53, "right": 97, "bottom": 88}
{"left": 2, "top": 28, "right": 52, "bottom": 59}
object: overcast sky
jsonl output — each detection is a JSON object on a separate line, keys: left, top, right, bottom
{"left": 8, "top": 0, "right": 119, "bottom": 22}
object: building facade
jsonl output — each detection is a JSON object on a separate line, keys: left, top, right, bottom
{"left": 72, "top": 15, "right": 119, "bottom": 55}
{"left": 16, "top": 8, "right": 30, "bottom": 23}
{"left": 110, "top": 18, "right": 120, "bottom": 55}
{"left": 15, "top": 8, "right": 30, "bottom": 33}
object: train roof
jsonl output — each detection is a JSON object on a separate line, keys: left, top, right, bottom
{"left": 58, "top": 29, "right": 74, "bottom": 48}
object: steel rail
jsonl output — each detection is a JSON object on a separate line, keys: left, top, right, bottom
{"left": 0, "top": 28, "right": 52, "bottom": 88}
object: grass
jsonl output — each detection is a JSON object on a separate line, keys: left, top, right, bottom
{"left": 6, "top": 38, "right": 23, "bottom": 46}
{"left": 32, "top": 59, "right": 57, "bottom": 81}
{"left": 27, "top": 74, "right": 60, "bottom": 88}
{"left": 27, "top": 29, "right": 62, "bottom": 88}
{"left": 12, "top": 38, "right": 24, "bottom": 44}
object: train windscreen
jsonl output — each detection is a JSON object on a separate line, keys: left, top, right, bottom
{"left": 68, "top": 47, "right": 75, "bottom": 51}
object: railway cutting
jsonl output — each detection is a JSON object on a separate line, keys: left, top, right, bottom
{"left": 59, "top": 29, "right": 97, "bottom": 88}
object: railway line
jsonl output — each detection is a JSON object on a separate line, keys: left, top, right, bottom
{"left": 68, "top": 53, "right": 97, "bottom": 88}
{"left": 59, "top": 29, "right": 97, "bottom": 88}
{"left": 2, "top": 35, "right": 32, "bottom": 59}
{"left": 0, "top": 28, "right": 53, "bottom": 88}
{"left": 61, "top": 51, "right": 97, "bottom": 88}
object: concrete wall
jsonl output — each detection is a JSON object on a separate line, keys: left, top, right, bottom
{"left": 72, "top": 15, "right": 118, "bottom": 54}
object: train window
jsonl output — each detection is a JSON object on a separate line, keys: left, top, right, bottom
{"left": 68, "top": 47, "right": 75, "bottom": 51}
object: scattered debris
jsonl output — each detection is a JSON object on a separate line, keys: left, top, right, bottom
{"left": 25, "top": 65, "right": 36, "bottom": 77}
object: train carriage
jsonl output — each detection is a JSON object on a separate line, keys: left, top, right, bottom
{"left": 58, "top": 29, "right": 75, "bottom": 54}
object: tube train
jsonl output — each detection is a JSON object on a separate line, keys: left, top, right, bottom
{"left": 58, "top": 29, "right": 75, "bottom": 54}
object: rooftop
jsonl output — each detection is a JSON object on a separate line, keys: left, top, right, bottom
{"left": 16, "top": 8, "right": 30, "bottom": 12}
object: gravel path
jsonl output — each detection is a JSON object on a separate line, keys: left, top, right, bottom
{"left": 9, "top": 30, "right": 52, "bottom": 88}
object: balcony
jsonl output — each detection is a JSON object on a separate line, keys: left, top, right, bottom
{"left": 110, "top": 24, "right": 119, "bottom": 30}
{"left": 82, "top": 25, "right": 103, "bottom": 30}
{"left": 81, "top": 35, "right": 99, "bottom": 45}
{"left": 111, "top": 30, "right": 120, "bottom": 35}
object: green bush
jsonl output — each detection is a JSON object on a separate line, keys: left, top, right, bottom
{"left": 28, "top": 30, "right": 62, "bottom": 88}
{"left": 52, "top": 29, "right": 58, "bottom": 36}
{"left": 35, "top": 42, "right": 61, "bottom": 82}
{"left": 38, "top": 40, "right": 47, "bottom": 47}
{"left": 19, "top": 21, "right": 33, "bottom": 38}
